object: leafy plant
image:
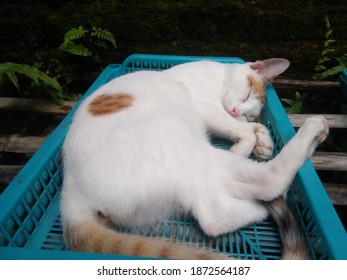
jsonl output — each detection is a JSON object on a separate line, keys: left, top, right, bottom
{"left": 58, "top": 26, "right": 92, "bottom": 56}
{"left": 0, "top": 62, "right": 64, "bottom": 103}
{"left": 281, "top": 92, "right": 307, "bottom": 114}
{"left": 91, "top": 27, "right": 116, "bottom": 49}
{"left": 0, "top": 26, "right": 117, "bottom": 104}
{"left": 313, "top": 16, "right": 347, "bottom": 80}
{"left": 59, "top": 25, "right": 116, "bottom": 62}
{"left": 314, "top": 54, "right": 347, "bottom": 80}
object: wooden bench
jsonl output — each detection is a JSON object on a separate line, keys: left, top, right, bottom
{"left": 273, "top": 78, "right": 347, "bottom": 207}
{"left": 1, "top": 78, "right": 346, "bottom": 208}
{"left": 287, "top": 114, "right": 347, "bottom": 206}
{"left": 1, "top": 111, "right": 346, "bottom": 207}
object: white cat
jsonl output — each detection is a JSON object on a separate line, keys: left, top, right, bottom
{"left": 60, "top": 58, "right": 328, "bottom": 259}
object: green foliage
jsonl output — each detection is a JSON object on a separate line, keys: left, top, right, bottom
{"left": 281, "top": 92, "right": 307, "bottom": 114}
{"left": 0, "top": 25, "right": 117, "bottom": 104}
{"left": 91, "top": 27, "right": 116, "bottom": 49}
{"left": 59, "top": 26, "right": 92, "bottom": 56}
{"left": 313, "top": 16, "right": 347, "bottom": 80}
{"left": 0, "top": 62, "right": 64, "bottom": 103}
{"left": 59, "top": 25, "right": 116, "bottom": 61}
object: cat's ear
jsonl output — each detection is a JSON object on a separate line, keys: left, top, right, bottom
{"left": 250, "top": 58, "right": 290, "bottom": 82}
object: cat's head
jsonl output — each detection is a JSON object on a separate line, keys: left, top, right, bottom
{"left": 222, "top": 58, "right": 290, "bottom": 122}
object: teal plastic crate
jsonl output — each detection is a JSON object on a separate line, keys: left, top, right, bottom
{"left": 1, "top": 54, "right": 346, "bottom": 260}
{"left": 341, "top": 69, "right": 347, "bottom": 99}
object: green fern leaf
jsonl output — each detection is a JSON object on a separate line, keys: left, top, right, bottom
{"left": 15, "top": 64, "right": 41, "bottom": 87}
{"left": 325, "top": 30, "right": 333, "bottom": 38}
{"left": 322, "top": 48, "right": 335, "bottom": 56}
{"left": 318, "top": 65, "right": 346, "bottom": 80}
{"left": 0, "top": 63, "right": 20, "bottom": 89}
{"left": 324, "top": 16, "right": 331, "bottom": 29}
{"left": 64, "top": 26, "right": 88, "bottom": 42}
{"left": 287, "top": 102, "right": 302, "bottom": 114}
{"left": 91, "top": 27, "right": 116, "bottom": 48}
{"left": 59, "top": 41, "right": 92, "bottom": 56}
{"left": 7, "top": 70, "right": 21, "bottom": 90}
{"left": 281, "top": 98, "right": 295, "bottom": 106}
{"left": 324, "top": 39, "right": 335, "bottom": 47}
{"left": 314, "top": 65, "right": 327, "bottom": 71}
{"left": 318, "top": 57, "right": 330, "bottom": 64}
{"left": 336, "top": 54, "right": 347, "bottom": 66}
{"left": 0, "top": 62, "right": 63, "bottom": 94}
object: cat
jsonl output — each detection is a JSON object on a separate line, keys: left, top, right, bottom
{"left": 60, "top": 58, "right": 329, "bottom": 260}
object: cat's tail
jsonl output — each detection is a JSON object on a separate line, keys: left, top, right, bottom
{"left": 64, "top": 199, "right": 308, "bottom": 260}
{"left": 64, "top": 220, "right": 229, "bottom": 260}
{"left": 264, "top": 196, "right": 310, "bottom": 260}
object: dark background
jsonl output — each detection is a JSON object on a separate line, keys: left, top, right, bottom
{"left": 0, "top": 0, "right": 346, "bottom": 81}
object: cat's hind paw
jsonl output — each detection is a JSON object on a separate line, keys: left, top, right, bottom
{"left": 314, "top": 116, "right": 329, "bottom": 143}
{"left": 252, "top": 126, "right": 274, "bottom": 160}
{"left": 297, "top": 115, "right": 329, "bottom": 157}
{"left": 302, "top": 115, "right": 329, "bottom": 145}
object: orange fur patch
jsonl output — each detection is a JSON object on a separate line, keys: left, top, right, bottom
{"left": 88, "top": 93, "right": 134, "bottom": 116}
{"left": 158, "top": 245, "right": 171, "bottom": 258}
{"left": 248, "top": 75, "right": 266, "bottom": 103}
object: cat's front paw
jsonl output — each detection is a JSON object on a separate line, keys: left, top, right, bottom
{"left": 252, "top": 126, "right": 274, "bottom": 160}
{"left": 229, "top": 131, "right": 256, "bottom": 157}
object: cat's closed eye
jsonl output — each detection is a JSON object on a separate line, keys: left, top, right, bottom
{"left": 243, "top": 89, "right": 251, "bottom": 102}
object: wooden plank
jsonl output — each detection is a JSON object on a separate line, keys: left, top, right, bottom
{"left": 289, "top": 114, "right": 347, "bottom": 128}
{"left": 0, "top": 134, "right": 45, "bottom": 153}
{"left": 273, "top": 78, "right": 340, "bottom": 92}
{"left": 324, "top": 183, "right": 347, "bottom": 206}
{"left": 0, "top": 135, "right": 346, "bottom": 172}
{"left": 311, "top": 152, "right": 347, "bottom": 171}
{"left": 1, "top": 160, "right": 346, "bottom": 206}
{"left": 1, "top": 164, "right": 346, "bottom": 206}
{"left": 0, "top": 97, "right": 76, "bottom": 115}
{"left": 0, "top": 165, "right": 23, "bottom": 185}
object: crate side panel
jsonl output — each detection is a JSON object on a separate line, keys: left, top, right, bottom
{"left": 2, "top": 55, "right": 345, "bottom": 260}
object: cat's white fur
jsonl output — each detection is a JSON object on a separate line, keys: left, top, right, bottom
{"left": 61, "top": 59, "right": 328, "bottom": 259}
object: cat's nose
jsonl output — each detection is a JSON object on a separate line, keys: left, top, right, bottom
{"left": 230, "top": 107, "right": 240, "bottom": 117}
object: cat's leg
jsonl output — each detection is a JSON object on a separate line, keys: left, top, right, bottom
{"left": 266, "top": 115, "right": 329, "bottom": 186}
{"left": 213, "top": 116, "right": 328, "bottom": 201}
{"left": 197, "top": 102, "right": 257, "bottom": 157}
{"left": 192, "top": 189, "right": 269, "bottom": 237}
{"left": 193, "top": 116, "right": 328, "bottom": 236}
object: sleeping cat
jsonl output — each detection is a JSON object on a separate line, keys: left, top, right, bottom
{"left": 61, "top": 58, "right": 329, "bottom": 259}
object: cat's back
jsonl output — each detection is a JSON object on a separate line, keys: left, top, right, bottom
{"left": 63, "top": 69, "right": 205, "bottom": 159}
{"left": 163, "top": 61, "right": 226, "bottom": 95}
{"left": 75, "top": 71, "right": 187, "bottom": 119}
